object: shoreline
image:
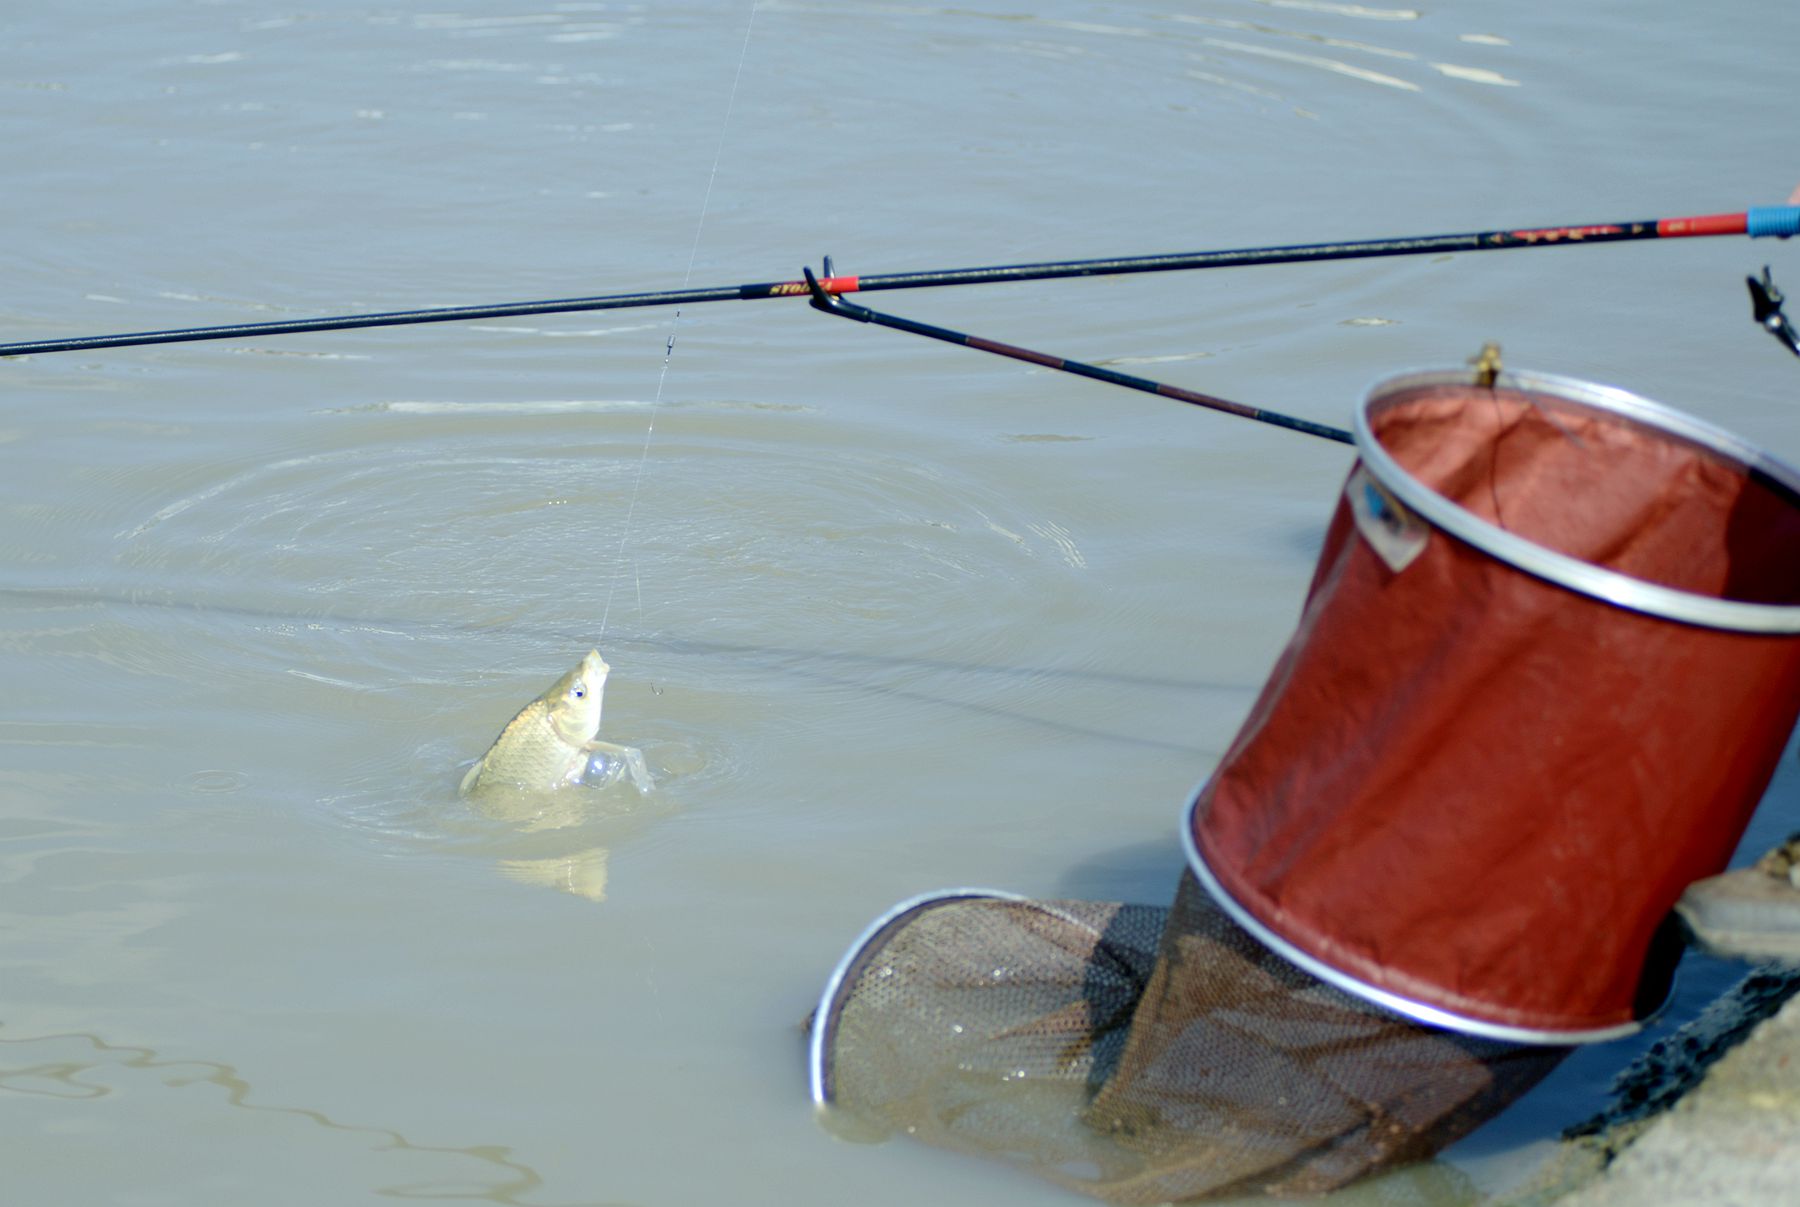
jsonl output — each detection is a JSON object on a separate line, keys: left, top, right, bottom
{"left": 1505, "top": 965, "right": 1800, "bottom": 1205}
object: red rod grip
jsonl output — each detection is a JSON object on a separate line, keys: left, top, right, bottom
{"left": 1657, "top": 212, "right": 1748, "bottom": 237}
{"left": 767, "top": 274, "right": 861, "bottom": 297}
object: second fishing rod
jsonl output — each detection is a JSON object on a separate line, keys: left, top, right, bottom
{"left": 800, "top": 265, "right": 1354, "bottom": 446}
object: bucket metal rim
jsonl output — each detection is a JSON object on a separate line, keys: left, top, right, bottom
{"left": 1356, "top": 368, "right": 1800, "bottom": 633}
{"left": 1179, "top": 785, "right": 1652, "bottom": 1045}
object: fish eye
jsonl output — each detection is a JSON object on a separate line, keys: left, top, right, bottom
{"left": 572, "top": 686, "right": 586, "bottom": 698}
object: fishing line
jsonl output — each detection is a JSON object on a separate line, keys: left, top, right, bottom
{"left": 599, "top": 0, "right": 763, "bottom": 639}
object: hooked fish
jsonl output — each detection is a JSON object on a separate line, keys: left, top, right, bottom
{"left": 459, "top": 648, "right": 654, "bottom": 798}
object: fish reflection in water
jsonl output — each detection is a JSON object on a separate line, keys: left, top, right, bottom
{"left": 459, "top": 649, "right": 656, "bottom": 904}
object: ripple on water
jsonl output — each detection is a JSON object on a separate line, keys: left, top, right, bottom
{"left": 97, "top": 397, "right": 1096, "bottom": 843}
{"left": 107, "top": 394, "right": 1090, "bottom": 661}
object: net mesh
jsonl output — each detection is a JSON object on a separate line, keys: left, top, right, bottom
{"left": 817, "top": 873, "right": 1566, "bottom": 1202}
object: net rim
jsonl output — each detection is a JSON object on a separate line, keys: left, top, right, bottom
{"left": 807, "top": 887, "right": 1025, "bottom": 1108}
{"left": 1357, "top": 368, "right": 1800, "bottom": 633}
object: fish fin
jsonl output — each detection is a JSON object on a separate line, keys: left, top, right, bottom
{"left": 588, "top": 740, "right": 656, "bottom": 795}
{"left": 458, "top": 759, "right": 484, "bottom": 796}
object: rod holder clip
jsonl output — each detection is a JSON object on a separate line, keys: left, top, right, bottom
{"left": 803, "top": 263, "right": 872, "bottom": 323}
{"left": 1748, "top": 266, "right": 1800, "bottom": 358}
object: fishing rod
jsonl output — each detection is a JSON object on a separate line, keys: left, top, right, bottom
{"left": 802, "top": 266, "right": 1354, "bottom": 445}
{"left": 2, "top": 207, "right": 1795, "bottom": 359}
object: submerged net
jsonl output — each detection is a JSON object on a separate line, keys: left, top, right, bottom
{"left": 815, "top": 872, "right": 1566, "bottom": 1202}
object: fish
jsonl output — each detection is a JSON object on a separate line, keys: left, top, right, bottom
{"left": 459, "top": 648, "right": 655, "bottom": 799}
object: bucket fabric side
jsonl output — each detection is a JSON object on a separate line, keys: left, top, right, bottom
{"left": 1191, "top": 378, "right": 1800, "bottom": 1040}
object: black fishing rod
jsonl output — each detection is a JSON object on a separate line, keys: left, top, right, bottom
{"left": 2, "top": 207, "right": 1795, "bottom": 358}
{"left": 802, "top": 266, "right": 1354, "bottom": 446}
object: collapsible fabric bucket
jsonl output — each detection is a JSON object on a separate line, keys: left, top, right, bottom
{"left": 1190, "top": 367, "right": 1800, "bottom": 1042}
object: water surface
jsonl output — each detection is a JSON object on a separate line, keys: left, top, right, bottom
{"left": 4, "top": 2, "right": 1800, "bottom": 1204}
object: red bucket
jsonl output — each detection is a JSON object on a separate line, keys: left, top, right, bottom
{"left": 1188, "top": 368, "right": 1800, "bottom": 1042}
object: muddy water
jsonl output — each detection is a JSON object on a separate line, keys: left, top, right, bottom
{"left": 4, "top": 2, "right": 1799, "bottom": 1204}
